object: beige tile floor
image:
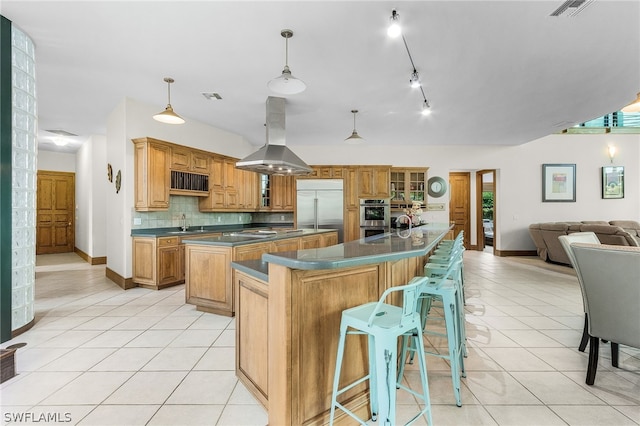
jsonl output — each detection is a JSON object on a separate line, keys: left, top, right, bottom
{"left": 1, "top": 251, "right": 639, "bottom": 425}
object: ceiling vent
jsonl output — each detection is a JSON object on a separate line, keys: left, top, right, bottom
{"left": 45, "top": 129, "right": 78, "bottom": 136}
{"left": 550, "top": 0, "right": 595, "bottom": 17}
{"left": 202, "top": 92, "right": 222, "bottom": 100}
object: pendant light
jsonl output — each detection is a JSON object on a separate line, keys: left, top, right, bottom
{"left": 153, "top": 77, "right": 185, "bottom": 124}
{"left": 268, "top": 29, "right": 306, "bottom": 95}
{"left": 621, "top": 92, "right": 640, "bottom": 113}
{"left": 387, "top": 9, "right": 401, "bottom": 38}
{"left": 345, "top": 110, "right": 364, "bottom": 144}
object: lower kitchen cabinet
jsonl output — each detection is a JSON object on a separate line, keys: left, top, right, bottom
{"left": 184, "top": 231, "right": 338, "bottom": 316}
{"left": 234, "top": 269, "right": 269, "bottom": 407}
{"left": 132, "top": 234, "right": 218, "bottom": 290}
{"left": 132, "top": 236, "right": 183, "bottom": 290}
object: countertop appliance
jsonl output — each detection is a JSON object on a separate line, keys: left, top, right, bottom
{"left": 296, "top": 179, "right": 344, "bottom": 243}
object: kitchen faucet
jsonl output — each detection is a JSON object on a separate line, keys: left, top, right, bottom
{"left": 181, "top": 213, "right": 187, "bottom": 232}
{"left": 396, "top": 214, "right": 412, "bottom": 238}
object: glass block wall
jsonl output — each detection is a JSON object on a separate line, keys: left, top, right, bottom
{"left": 11, "top": 25, "right": 37, "bottom": 331}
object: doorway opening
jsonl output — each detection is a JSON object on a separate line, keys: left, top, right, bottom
{"left": 476, "top": 170, "right": 496, "bottom": 253}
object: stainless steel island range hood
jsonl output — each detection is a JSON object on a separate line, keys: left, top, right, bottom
{"left": 235, "top": 96, "right": 312, "bottom": 176}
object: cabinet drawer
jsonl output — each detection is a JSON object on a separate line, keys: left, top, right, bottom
{"left": 158, "top": 237, "right": 180, "bottom": 246}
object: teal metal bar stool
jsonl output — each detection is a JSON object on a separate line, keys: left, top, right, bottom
{"left": 400, "top": 256, "right": 466, "bottom": 407}
{"left": 329, "top": 276, "right": 433, "bottom": 426}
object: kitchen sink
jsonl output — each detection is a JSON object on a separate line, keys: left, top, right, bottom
{"left": 167, "top": 231, "right": 191, "bottom": 234}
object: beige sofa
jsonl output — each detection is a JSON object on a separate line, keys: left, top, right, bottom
{"left": 529, "top": 221, "right": 640, "bottom": 265}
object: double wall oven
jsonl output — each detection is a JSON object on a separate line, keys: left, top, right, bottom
{"left": 359, "top": 198, "right": 391, "bottom": 239}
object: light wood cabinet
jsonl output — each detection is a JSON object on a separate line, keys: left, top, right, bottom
{"left": 358, "top": 166, "right": 391, "bottom": 198}
{"left": 171, "top": 146, "right": 210, "bottom": 173}
{"left": 234, "top": 269, "right": 269, "bottom": 407}
{"left": 299, "top": 234, "right": 322, "bottom": 249}
{"left": 184, "top": 231, "right": 338, "bottom": 316}
{"left": 344, "top": 167, "right": 359, "bottom": 209}
{"left": 132, "top": 235, "right": 183, "bottom": 289}
{"left": 238, "top": 170, "right": 258, "bottom": 210}
{"left": 133, "top": 138, "right": 171, "bottom": 211}
{"left": 390, "top": 167, "right": 428, "bottom": 210}
{"left": 270, "top": 175, "right": 295, "bottom": 211}
{"left": 300, "top": 166, "right": 344, "bottom": 179}
{"left": 321, "top": 232, "right": 339, "bottom": 247}
{"left": 344, "top": 208, "right": 360, "bottom": 242}
{"left": 199, "top": 157, "right": 241, "bottom": 211}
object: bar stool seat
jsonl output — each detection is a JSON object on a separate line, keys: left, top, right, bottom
{"left": 329, "top": 276, "right": 433, "bottom": 426}
{"left": 401, "top": 257, "right": 466, "bottom": 407}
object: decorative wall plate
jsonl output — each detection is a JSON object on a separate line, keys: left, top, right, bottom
{"left": 427, "top": 176, "right": 447, "bottom": 198}
{"left": 115, "top": 170, "right": 122, "bottom": 193}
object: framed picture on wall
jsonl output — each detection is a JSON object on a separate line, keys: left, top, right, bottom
{"left": 542, "top": 163, "right": 576, "bottom": 202}
{"left": 602, "top": 166, "right": 624, "bottom": 199}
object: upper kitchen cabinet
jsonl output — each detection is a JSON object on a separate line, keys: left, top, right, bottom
{"left": 199, "top": 156, "right": 239, "bottom": 211}
{"left": 299, "top": 166, "right": 345, "bottom": 179}
{"left": 170, "top": 146, "right": 210, "bottom": 173}
{"left": 358, "top": 166, "right": 391, "bottom": 199}
{"left": 259, "top": 174, "right": 295, "bottom": 211}
{"left": 390, "top": 167, "right": 428, "bottom": 210}
{"left": 133, "top": 137, "right": 171, "bottom": 211}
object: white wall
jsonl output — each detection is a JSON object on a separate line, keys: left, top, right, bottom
{"left": 75, "top": 135, "right": 107, "bottom": 258}
{"left": 295, "top": 133, "right": 640, "bottom": 251}
{"left": 106, "top": 97, "right": 256, "bottom": 279}
{"left": 37, "top": 150, "right": 76, "bottom": 172}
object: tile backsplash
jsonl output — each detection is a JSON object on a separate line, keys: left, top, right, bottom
{"left": 131, "top": 196, "right": 293, "bottom": 229}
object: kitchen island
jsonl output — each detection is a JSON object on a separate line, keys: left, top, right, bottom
{"left": 231, "top": 223, "right": 453, "bottom": 425}
{"left": 181, "top": 229, "right": 338, "bottom": 316}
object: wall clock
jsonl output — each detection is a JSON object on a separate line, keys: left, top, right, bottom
{"left": 427, "top": 176, "right": 447, "bottom": 198}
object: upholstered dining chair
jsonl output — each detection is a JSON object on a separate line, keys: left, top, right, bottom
{"left": 558, "top": 232, "right": 600, "bottom": 352}
{"left": 571, "top": 243, "right": 640, "bottom": 385}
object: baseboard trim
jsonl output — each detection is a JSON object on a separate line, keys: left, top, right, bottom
{"left": 105, "top": 267, "right": 136, "bottom": 290}
{"left": 74, "top": 247, "right": 107, "bottom": 265}
{"left": 495, "top": 249, "right": 537, "bottom": 257}
{"left": 11, "top": 318, "right": 35, "bottom": 338}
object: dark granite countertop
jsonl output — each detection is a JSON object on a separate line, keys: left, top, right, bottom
{"left": 181, "top": 228, "right": 336, "bottom": 247}
{"left": 130, "top": 223, "right": 294, "bottom": 238}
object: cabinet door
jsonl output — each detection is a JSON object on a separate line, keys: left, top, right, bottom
{"left": 344, "top": 208, "right": 360, "bottom": 242}
{"left": 210, "top": 156, "right": 224, "bottom": 189}
{"left": 239, "top": 171, "right": 258, "bottom": 210}
{"left": 358, "top": 168, "right": 374, "bottom": 197}
{"left": 344, "top": 167, "right": 359, "bottom": 209}
{"left": 171, "top": 146, "right": 191, "bottom": 171}
{"left": 224, "top": 160, "right": 238, "bottom": 190}
{"left": 234, "top": 243, "right": 271, "bottom": 261}
{"left": 272, "top": 175, "right": 295, "bottom": 210}
{"left": 271, "top": 238, "right": 300, "bottom": 253}
{"left": 191, "top": 152, "right": 210, "bottom": 173}
{"left": 134, "top": 140, "right": 171, "bottom": 211}
{"left": 157, "top": 245, "right": 181, "bottom": 285}
{"left": 373, "top": 167, "right": 390, "bottom": 198}
{"left": 299, "top": 234, "right": 322, "bottom": 249}
{"left": 321, "top": 232, "right": 338, "bottom": 247}
{"left": 185, "top": 245, "right": 233, "bottom": 315}
{"left": 132, "top": 237, "right": 156, "bottom": 285}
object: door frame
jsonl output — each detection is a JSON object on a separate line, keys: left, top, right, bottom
{"left": 476, "top": 169, "right": 496, "bottom": 252}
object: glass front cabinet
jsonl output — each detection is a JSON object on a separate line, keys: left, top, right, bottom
{"left": 390, "top": 168, "right": 428, "bottom": 210}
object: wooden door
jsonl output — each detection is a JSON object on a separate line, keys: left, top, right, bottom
{"left": 449, "top": 172, "right": 470, "bottom": 248}
{"left": 37, "top": 171, "right": 75, "bottom": 254}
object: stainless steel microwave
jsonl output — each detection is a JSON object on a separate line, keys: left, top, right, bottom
{"left": 359, "top": 199, "right": 390, "bottom": 228}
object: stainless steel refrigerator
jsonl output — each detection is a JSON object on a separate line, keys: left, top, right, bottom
{"left": 296, "top": 179, "right": 344, "bottom": 243}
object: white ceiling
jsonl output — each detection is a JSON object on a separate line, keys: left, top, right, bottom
{"left": 2, "top": 1, "right": 639, "bottom": 154}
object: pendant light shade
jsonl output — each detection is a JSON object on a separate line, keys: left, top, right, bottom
{"left": 387, "top": 9, "right": 401, "bottom": 38}
{"left": 153, "top": 77, "right": 185, "bottom": 124}
{"left": 268, "top": 29, "right": 306, "bottom": 95}
{"left": 621, "top": 92, "right": 640, "bottom": 113}
{"left": 345, "top": 110, "right": 364, "bottom": 144}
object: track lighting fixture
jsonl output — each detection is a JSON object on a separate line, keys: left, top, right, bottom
{"left": 410, "top": 70, "right": 421, "bottom": 88}
{"left": 387, "top": 9, "right": 401, "bottom": 38}
{"left": 268, "top": 29, "right": 306, "bottom": 95}
{"left": 345, "top": 110, "right": 364, "bottom": 144}
{"left": 153, "top": 77, "right": 185, "bottom": 124}
{"left": 387, "top": 9, "right": 433, "bottom": 116}
{"left": 421, "top": 99, "right": 431, "bottom": 116}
